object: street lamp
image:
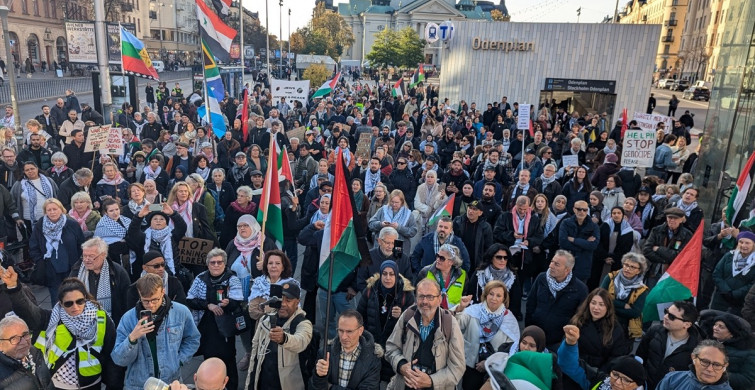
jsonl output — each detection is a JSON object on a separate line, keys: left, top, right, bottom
{"left": 0, "top": 5, "right": 21, "bottom": 139}
{"left": 279, "top": 0, "right": 283, "bottom": 79}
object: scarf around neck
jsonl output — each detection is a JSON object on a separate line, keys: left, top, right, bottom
{"left": 68, "top": 208, "right": 91, "bottom": 231}
{"left": 539, "top": 174, "right": 556, "bottom": 191}
{"left": 512, "top": 208, "right": 531, "bottom": 240}
{"left": 546, "top": 269, "right": 572, "bottom": 297}
{"left": 98, "top": 173, "right": 125, "bottom": 186}
{"left": 45, "top": 301, "right": 99, "bottom": 370}
{"left": 677, "top": 199, "right": 698, "bottom": 216}
{"left": 23, "top": 177, "right": 53, "bottom": 222}
{"left": 463, "top": 302, "right": 508, "bottom": 343}
{"left": 478, "top": 265, "right": 515, "bottom": 291}
{"left": 77, "top": 260, "right": 112, "bottom": 315}
{"left": 231, "top": 162, "right": 250, "bottom": 182}
{"left": 172, "top": 200, "right": 193, "bottom": 237}
{"left": 143, "top": 164, "right": 162, "bottom": 180}
{"left": 381, "top": 204, "right": 411, "bottom": 226}
{"left": 144, "top": 226, "right": 175, "bottom": 274}
{"left": 42, "top": 215, "right": 66, "bottom": 258}
{"left": 732, "top": 250, "right": 755, "bottom": 277}
{"left": 614, "top": 271, "right": 645, "bottom": 300}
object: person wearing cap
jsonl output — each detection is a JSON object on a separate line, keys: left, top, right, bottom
{"left": 246, "top": 280, "right": 312, "bottom": 390}
{"left": 655, "top": 340, "right": 732, "bottom": 390}
{"left": 559, "top": 324, "right": 646, "bottom": 390}
{"left": 126, "top": 201, "right": 186, "bottom": 276}
{"left": 126, "top": 250, "right": 187, "bottom": 307}
{"left": 642, "top": 207, "right": 693, "bottom": 286}
{"left": 711, "top": 231, "right": 755, "bottom": 316}
{"left": 166, "top": 141, "right": 191, "bottom": 178}
{"left": 228, "top": 151, "right": 253, "bottom": 189}
{"left": 515, "top": 148, "right": 544, "bottom": 186}
{"left": 453, "top": 199, "right": 494, "bottom": 272}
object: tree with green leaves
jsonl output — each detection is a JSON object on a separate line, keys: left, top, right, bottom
{"left": 290, "top": 3, "right": 354, "bottom": 59}
{"left": 365, "top": 29, "right": 400, "bottom": 67}
{"left": 302, "top": 63, "right": 330, "bottom": 89}
{"left": 366, "top": 27, "right": 425, "bottom": 68}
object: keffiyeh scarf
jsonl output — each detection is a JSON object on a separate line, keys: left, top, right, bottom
{"left": 42, "top": 215, "right": 66, "bottom": 259}
{"left": 231, "top": 162, "right": 251, "bottom": 183}
{"left": 478, "top": 265, "right": 516, "bottom": 290}
{"left": 143, "top": 165, "right": 162, "bottom": 180}
{"left": 614, "top": 272, "right": 645, "bottom": 300}
{"left": 128, "top": 199, "right": 148, "bottom": 217}
{"left": 94, "top": 215, "right": 131, "bottom": 244}
{"left": 463, "top": 302, "right": 508, "bottom": 343}
{"left": 381, "top": 204, "right": 411, "bottom": 226}
{"left": 364, "top": 169, "right": 381, "bottom": 195}
{"left": 77, "top": 260, "right": 112, "bottom": 315}
{"left": 249, "top": 276, "right": 300, "bottom": 301}
{"left": 732, "top": 250, "right": 755, "bottom": 277}
{"left": 145, "top": 226, "right": 175, "bottom": 273}
{"left": 45, "top": 301, "right": 99, "bottom": 387}
{"left": 545, "top": 269, "right": 572, "bottom": 298}
{"left": 23, "top": 177, "right": 53, "bottom": 222}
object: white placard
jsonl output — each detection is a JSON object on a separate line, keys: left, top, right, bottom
{"left": 517, "top": 104, "right": 531, "bottom": 130}
{"left": 633, "top": 112, "right": 673, "bottom": 134}
{"left": 562, "top": 154, "right": 579, "bottom": 168}
{"left": 65, "top": 22, "right": 97, "bottom": 64}
{"left": 270, "top": 79, "right": 310, "bottom": 109}
{"left": 621, "top": 129, "right": 656, "bottom": 167}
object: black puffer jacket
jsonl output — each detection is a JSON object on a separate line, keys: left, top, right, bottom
{"left": 356, "top": 273, "right": 415, "bottom": 347}
{"left": 575, "top": 317, "right": 631, "bottom": 371}
{"left": 636, "top": 323, "right": 701, "bottom": 390}
{"left": 310, "top": 330, "right": 382, "bottom": 390}
{"left": 0, "top": 347, "right": 51, "bottom": 390}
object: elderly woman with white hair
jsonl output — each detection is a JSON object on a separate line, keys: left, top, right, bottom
{"left": 46, "top": 151, "right": 72, "bottom": 186}
{"left": 185, "top": 173, "right": 216, "bottom": 235}
{"left": 414, "top": 169, "right": 447, "bottom": 233}
{"left": 68, "top": 191, "right": 100, "bottom": 239}
{"left": 415, "top": 243, "right": 471, "bottom": 312}
{"left": 600, "top": 252, "right": 649, "bottom": 339}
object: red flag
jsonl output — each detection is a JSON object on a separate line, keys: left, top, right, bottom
{"left": 528, "top": 119, "right": 534, "bottom": 137}
{"left": 241, "top": 88, "right": 249, "bottom": 143}
{"left": 279, "top": 145, "right": 294, "bottom": 184}
{"left": 620, "top": 108, "right": 628, "bottom": 139}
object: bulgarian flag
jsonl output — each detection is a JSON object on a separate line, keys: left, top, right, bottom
{"left": 642, "top": 220, "right": 703, "bottom": 322}
{"left": 409, "top": 65, "right": 425, "bottom": 88}
{"left": 120, "top": 27, "right": 159, "bottom": 81}
{"left": 257, "top": 136, "right": 284, "bottom": 249}
{"left": 427, "top": 193, "right": 455, "bottom": 226}
{"left": 726, "top": 152, "right": 755, "bottom": 226}
{"left": 312, "top": 72, "right": 341, "bottom": 99}
{"left": 318, "top": 150, "right": 361, "bottom": 291}
{"left": 391, "top": 79, "right": 403, "bottom": 98}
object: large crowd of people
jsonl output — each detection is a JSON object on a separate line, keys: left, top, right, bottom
{"left": 0, "top": 74, "right": 753, "bottom": 390}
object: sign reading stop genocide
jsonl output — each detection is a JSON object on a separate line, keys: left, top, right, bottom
{"left": 621, "top": 129, "right": 657, "bottom": 167}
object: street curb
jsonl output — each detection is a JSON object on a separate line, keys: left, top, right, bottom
{"left": 15, "top": 77, "right": 193, "bottom": 105}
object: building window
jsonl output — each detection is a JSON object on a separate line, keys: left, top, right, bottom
{"left": 50, "top": 0, "right": 56, "bottom": 18}
{"left": 21, "top": 0, "right": 28, "bottom": 14}
{"left": 32, "top": 0, "right": 39, "bottom": 16}
{"left": 27, "top": 34, "right": 40, "bottom": 62}
{"left": 43, "top": 0, "right": 49, "bottom": 17}
{"left": 664, "top": 44, "right": 670, "bottom": 54}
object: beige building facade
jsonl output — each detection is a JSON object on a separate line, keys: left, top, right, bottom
{"left": 679, "top": 0, "right": 730, "bottom": 83}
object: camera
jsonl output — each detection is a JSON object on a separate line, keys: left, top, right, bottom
{"left": 392, "top": 239, "right": 404, "bottom": 258}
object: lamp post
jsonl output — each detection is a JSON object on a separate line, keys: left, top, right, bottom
{"left": 0, "top": 6, "right": 21, "bottom": 139}
{"left": 279, "top": 0, "right": 283, "bottom": 79}
{"left": 288, "top": 8, "right": 290, "bottom": 56}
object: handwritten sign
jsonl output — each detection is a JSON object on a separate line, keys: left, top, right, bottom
{"left": 633, "top": 112, "right": 673, "bottom": 134}
{"left": 621, "top": 129, "right": 656, "bottom": 167}
{"left": 517, "top": 104, "right": 531, "bottom": 130}
{"left": 100, "top": 128, "right": 124, "bottom": 156}
{"left": 562, "top": 154, "right": 579, "bottom": 168}
{"left": 356, "top": 133, "right": 372, "bottom": 160}
{"left": 84, "top": 125, "right": 110, "bottom": 152}
{"left": 285, "top": 126, "right": 306, "bottom": 142}
{"left": 176, "top": 238, "right": 215, "bottom": 266}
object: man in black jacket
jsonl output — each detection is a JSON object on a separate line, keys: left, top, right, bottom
{"left": 356, "top": 227, "right": 413, "bottom": 291}
{"left": 0, "top": 316, "right": 51, "bottom": 390}
{"left": 58, "top": 168, "right": 94, "bottom": 210}
{"left": 141, "top": 112, "right": 163, "bottom": 141}
{"left": 636, "top": 300, "right": 700, "bottom": 390}
{"left": 388, "top": 157, "right": 417, "bottom": 207}
{"left": 16, "top": 134, "right": 52, "bottom": 171}
{"left": 63, "top": 130, "right": 93, "bottom": 171}
{"left": 80, "top": 103, "right": 104, "bottom": 125}
{"left": 642, "top": 207, "right": 694, "bottom": 286}
{"left": 453, "top": 201, "right": 493, "bottom": 273}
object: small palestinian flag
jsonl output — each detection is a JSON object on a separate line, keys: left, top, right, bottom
{"left": 409, "top": 65, "right": 425, "bottom": 88}
{"left": 427, "top": 193, "right": 455, "bottom": 226}
{"left": 391, "top": 79, "right": 403, "bottom": 98}
{"left": 312, "top": 72, "right": 341, "bottom": 98}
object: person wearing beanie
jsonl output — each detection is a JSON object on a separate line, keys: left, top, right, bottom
{"left": 711, "top": 230, "right": 755, "bottom": 316}
{"left": 699, "top": 311, "right": 755, "bottom": 390}
{"left": 356, "top": 259, "right": 415, "bottom": 383}
{"left": 125, "top": 203, "right": 187, "bottom": 277}
{"left": 589, "top": 190, "right": 606, "bottom": 225}
{"left": 125, "top": 250, "right": 187, "bottom": 307}
{"left": 558, "top": 324, "right": 646, "bottom": 390}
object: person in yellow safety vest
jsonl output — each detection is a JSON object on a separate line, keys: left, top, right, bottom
{"left": 416, "top": 243, "right": 472, "bottom": 313}
{"left": 0, "top": 268, "right": 122, "bottom": 390}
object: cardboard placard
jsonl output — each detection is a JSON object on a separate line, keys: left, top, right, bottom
{"left": 356, "top": 133, "right": 372, "bottom": 160}
{"left": 633, "top": 112, "right": 673, "bottom": 134}
{"left": 621, "top": 129, "right": 657, "bottom": 167}
{"left": 84, "top": 125, "right": 110, "bottom": 152}
{"left": 176, "top": 237, "right": 215, "bottom": 266}
{"left": 286, "top": 126, "right": 306, "bottom": 142}
{"left": 100, "top": 128, "right": 124, "bottom": 156}
{"left": 562, "top": 154, "right": 579, "bottom": 168}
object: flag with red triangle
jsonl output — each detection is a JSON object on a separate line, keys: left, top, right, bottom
{"left": 642, "top": 220, "right": 703, "bottom": 322}
{"left": 257, "top": 136, "right": 284, "bottom": 249}
{"left": 427, "top": 193, "right": 455, "bottom": 226}
{"left": 312, "top": 72, "right": 341, "bottom": 99}
{"left": 277, "top": 145, "right": 294, "bottom": 184}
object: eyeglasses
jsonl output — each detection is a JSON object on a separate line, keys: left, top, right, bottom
{"left": 664, "top": 308, "right": 688, "bottom": 322}
{"left": 140, "top": 296, "right": 163, "bottom": 306}
{"left": 82, "top": 253, "right": 104, "bottom": 261}
{"left": 381, "top": 271, "right": 395, "bottom": 277}
{"left": 609, "top": 371, "right": 635, "bottom": 384}
{"left": 494, "top": 255, "right": 508, "bottom": 260}
{"left": 62, "top": 298, "right": 86, "bottom": 308}
{"left": 417, "top": 294, "right": 440, "bottom": 301}
{"left": 208, "top": 260, "right": 225, "bottom": 266}
{"left": 337, "top": 326, "right": 363, "bottom": 336}
{"left": 623, "top": 263, "right": 640, "bottom": 270}
{"left": 436, "top": 254, "right": 448, "bottom": 262}
{"left": 0, "top": 332, "right": 32, "bottom": 345}
{"left": 543, "top": 151, "right": 552, "bottom": 155}
{"left": 574, "top": 207, "right": 588, "bottom": 212}
{"left": 237, "top": 223, "right": 250, "bottom": 228}
{"left": 145, "top": 262, "right": 166, "bottom": 270}
{"left": 694, "top": 355, "right": 727, "bottom": 371}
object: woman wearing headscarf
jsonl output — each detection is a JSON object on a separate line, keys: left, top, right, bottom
{"left": 457, "top": 279, "right": 520, "bottom": 389}
{"left": 167, "top": 165, "right": 187, "bottom": 192}
{"left": 466, "top": 244, "right": 523, "bottom": 320}
{"left": 95, "top": 162, "right": 130, "bottom": 206}
{"left": 225, "top": 215, "right": 277, "bottom": 299}
{"left": 94, "top": 198, "right": 136, "bottom": 279}
{"left": 589, "top": 207, "right": 637, "bottom": 290}
{"left": 0, "top": 271, "right": 121, "bottom": 390}
{"left": 600, "top": 253, "right": 649, "bottom": 339}
{"left": 415, "top": 169, "right": 447, "bottom": 232}
{"left": 711, "top": 231, "right": 755, "bottom": 316}
{"left": 125, "top": 202, "right": 187, "bottom": 277}
{"left": 143, "top": 179, "right": 164, "bottom": 205}
{"left": 29, "top": 198, "right": 84, "bottom": 300}
{"left": 589, "top": 191, "right": 605, "bottom": 226}
{"left": 453, "top": 180, "right": 477, "bottom": 218}
{"left": 307, "top": 193, "right": 331, "bottom": 224}
{"left": 356, "top": 259, "right": 415, "bottom": 383}
{"left": 11, "top": 161, "right": 58, "bottom": 230}
{"left": 140, "top": 154, "right": 169, "bottom": 194}
{"left": 219, "top": 186, "right": 256, "bottom": 249}
{"left": 68, "top": 191, "right": 100, "bottom": 239}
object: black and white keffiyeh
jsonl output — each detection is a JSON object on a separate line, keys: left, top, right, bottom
{"left": 23, "top": 177, "right": 53, "bottom": 221}
{"left": 77, "top": 260, "right": 112, "bottom": 315}
{"left": 545, "top": 269, "right": 572, "bottom": 298}
{"left": 42, "top": 215, "right": 66, "bottom": 259}
{"left": 144, "top": 226, "right": 175, "bottom": 273}
{"left": 94, "top": 215, "right": 131, "bottom": 243}
{"left": 45, "top": 301, "right": 99, "bottom": 387}
{"left": 478, "top": 265, "right": 516, "bottom": 291}
{"left": 613, "top": 272, "right": 645, "bottom": 300}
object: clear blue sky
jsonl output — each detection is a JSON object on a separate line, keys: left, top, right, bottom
{"left": 242, "top": 0, "right": 620, "bottom": 40}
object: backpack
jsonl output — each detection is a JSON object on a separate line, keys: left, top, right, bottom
{"left": 400, "top": 305, "right": 453, "bottom": 344}
{"left": 289, "top": 313, "right": 320, "bottom": 390}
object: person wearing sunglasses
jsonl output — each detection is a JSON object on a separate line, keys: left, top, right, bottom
{"left": 558, "top": 200, "right": 600, "bottom": 282}
{"left": 0, "top": 315, "right": 51, "bottom": 389}
{"left": 656, "top": 340, "right": 732, "bottom": 390}
{"left": 126, "top": 250, "right": 187, "bottom": 307}
{"left": 466, "top": 244, "right": 523, "bottom": 319}
{"left": 636, "top": 300, "right": 701, "bottom": 390}
{"left": 558, "top": 324, "right": 646, "bottom": 390}
{"left": 1, "top": 268, "right": 121, "bottom": 389}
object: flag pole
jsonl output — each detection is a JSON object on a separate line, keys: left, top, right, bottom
{"left": 119, "top": 24, "right": 128, "bottom": 113}
{"left": 322, "top": 250, "right": 336, "bottom": 349}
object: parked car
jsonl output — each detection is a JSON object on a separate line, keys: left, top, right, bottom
{"left": 670, "top": 79, "right": 690, "bottom": 91}
{"left": 152, "top": 60, "right": 165, "bottom": 73}
{"left": 657, "top": 79, "right": 675, "bottom": 88}
{"left": 682, "top": 86, "right": 711, "bottom": 101}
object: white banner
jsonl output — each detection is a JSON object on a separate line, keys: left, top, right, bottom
{"left": 633, "top": 112, "right": 673, "bottom": 134}
{"left": 271, "top": 79, "right": 310, "bottom": 109}
{"left": 65, "top": 22, "right": 97, "bottom": 64}
{"left": 517, "top": 104, "right": 531, "bottom": 130}
{"left": 621, "top": 129, "right": 657, "bottom": 167}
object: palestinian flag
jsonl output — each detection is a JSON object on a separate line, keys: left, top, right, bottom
{"left": 257, "top": 136, "right": 284, "bottom": 249}
{"left": 427, "top": 193, "right": 455, "bottom": 226}
{"left": 620, "top": 108, "right": 628, "bottom": 139}
{"left": 312, "top": 72, "right": 341, "bottom": 99}
{"left": 211, "top": 0, "right": 231, "bottom": 17}
{"left": 726, "top": 153, "right": 755, "bottom": 226}
{"left": 391, "top": 79, "right": 403, "bottom": 98}
{"left": 318, "top": 150, "right": 361, "bottom": 291}
{"left": 642, "top": 220, "right": 703, "bottom": 322}
{"left": 120, "top": 27, "right": 159, "bottom": 81}
{"left": 409, "top": 65, "right": 425, "bottom": 88}
{"left": 277, "top": 145, "right": 294, "bottom": 184}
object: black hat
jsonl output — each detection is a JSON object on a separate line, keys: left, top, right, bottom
{"left": 281, "top": 282, "right": 301, "bottom": 299}
{"left": 143, "top": 250, "right": 164, "bottom": 264}
{"left": 484, "top": 165, "right": 496, "bottom": 171}
{"left": 468, "top": 200, "right": 481, "bottom": 210}
{"left": 146, "top": 211, "right": 170, "bottom": 226}
{"left": 525, "top": 148, "right": 537, "bottom": 155}
{"left": 611, "top": 356, "right": 646, "bottom": 385}
{"left": 250, "top": 170, "right": 263, "bottom": 176}
{"left": 638, "top": 186, "right": 652, "bottom": 194}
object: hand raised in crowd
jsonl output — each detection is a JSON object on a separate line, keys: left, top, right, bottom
{"left": 129, "top": 314, "right": 156, "bottom": 343}
{"left": 313, "top": 220, "right": 326, "bottom": 230}
{"left": 169, "top": 381, "right": 190, "bottom": 390}
{"left": 315, "top": 352, "right": 330, "bottom": 377}
{"left": 455, "top": 295, "right": 473, "bottom": 312}
{"left": 0, "top": 265, "right": 18, "bottom": 288}
{"left": 563, "top": 324, "right": 581, "bottom": 345}
{"left": 138, "top": 205, "right": 152, "bottom": 218}
{"left": 162, "top": 202, "right": 174, "bottom": 215}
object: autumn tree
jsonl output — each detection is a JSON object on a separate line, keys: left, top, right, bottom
{"left": 291, "top": 2, "right": 354, "bottom": 59}
{"left": 491, "top": 9, "right": 511, "bottom": 21}
{"left": 302, "top": 63, "right": 330, "bottom": 89}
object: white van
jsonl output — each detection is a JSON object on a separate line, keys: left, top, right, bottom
{"left": 152, "top": 60, "right": 165, "bottom": 73}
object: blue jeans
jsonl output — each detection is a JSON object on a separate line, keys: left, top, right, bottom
{"left": 316, "top": 289, "right": 355, "bottom": 340}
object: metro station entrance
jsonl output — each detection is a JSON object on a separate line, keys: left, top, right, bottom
{"left": 539, "top": 78, "right": 617, "bottom": 125}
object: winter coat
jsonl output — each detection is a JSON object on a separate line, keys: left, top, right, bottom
{"left": 742, "top": 284, "right": 755, "bottom": 330}
{"left": 533, "top": 177, "right": 563, "bottom": 205}
{"left": 389, "top": 168, "right": 418, "bottom": 207}
{"left": 594, "top": 222, "right": 635, "bottom": 273}
{"left": 310, "top": 331, "right": 382, "bottom": 390}
{"left": 56, "top": 176, "right": 87, "bottom": 211}
{"left": 561, "top": 180, "right": 591, "bottom": 211}
{"left": 11, "top": 178, "right": 59, "bottom": 222}
{"left": 28, "top": 217, "right": 84, "bottom": 277}
{"left": 410, "top": 232, "right": 471, "bottom": 273}
{"left": 453, "top": 215, "right": 494, "bottom": 272}
{"left": 636, "top": 324, "right": 702, "bottom": 390}
{"left": 574, "top": 317, "right": 631, "bottom": 371}
{"left": 0, "top": 346, "right": 51, "bottom": 390}
{"left": 124, "top": 213, "right": 187, "bottom": 275}
{"left": 385, "top": 306, "right": 466, "bottom": 390}
{"left": 356, "top": 247, "right": 413, "bottom": 292}
{"left": 590, "top": 163, "right": 620, "bottom": 190}
{"left": 699, "top": 310, "right": 755, "bottom": 390}
{"left": 69, "top": 259, "right": 132, "bottom": 325}
{"left": 525, "top": 271, "right": 588, "bottom": 349}
{"left": 493, "top": 211, "right": 544, "bottom": 273}
{"left": 95, "top": 180, "right": 130, "bottom": 206}
{"left": 558, "top": 216, "right": 600, "bottom": 281}
{"left": 600, "top": 271, "right": 648, "bottom": 339}
{"left": 357, "top": 273, "right": 416, "bottom": 346}
{"left": 298, "top": 223, "right": 359, "bottom": 293}
{"left": 656, "top": 370, "right": 733, "bottom": 390}
{"left": 711, "top": 251, "right": 755, "bottom": 316}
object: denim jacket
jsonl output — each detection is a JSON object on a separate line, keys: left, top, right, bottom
{"left": 112, "top": 302, "right": 201, "bottom": 390}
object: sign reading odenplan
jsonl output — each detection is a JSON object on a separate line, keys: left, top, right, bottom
{"left": 270, "top": 79, "right": 310, "bottom": 109}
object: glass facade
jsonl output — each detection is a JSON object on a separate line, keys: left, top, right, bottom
{"left": 693, "top": 0, "right": 755, "bottom": 225}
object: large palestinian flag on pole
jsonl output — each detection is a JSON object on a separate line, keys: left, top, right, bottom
{"left": 726, "top": 153, "right": 755, "bottom": 226}
{"left": 257, "top": 136, "right": 284, "bottom": 249}
{"left": 642, "top": 220, "right": 703, "bottom": 322}
{"left": 312, "top": 72, "right": 341, "bottom": 99}
{"left": 120, "top": 27, "right": 159, "bottom": 80}
{"left": 318, "top": 150, "right": 361, "bottom": 291}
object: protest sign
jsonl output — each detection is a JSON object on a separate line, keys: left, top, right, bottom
{"left": 286, "top": 126, "right": 306, "bottom": 142}
{"left": 621, "top": 129, "right": 656, "bottom": 167}
{"left": 100, "top": 128, "right": 124, "bottom": 156}
{"left": 271, "top": 79, "right": 310, "bottom": 108}
{"left": 517, "top": 104, "right": 531, "bottom": 130}
{"left": 562, "top": 154, "right": 579, "bottom": 168}
{"left": 633, "top": 112, "right": 673, "bottom": 134}
{"left": 84, "top": 125, "right": 110, "bottom": 152}
{"left": 176, "top": 238, "right": 215, "bottom": 266}
{"left": 356, "top": 133, "right": 371, "bottom": 160}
